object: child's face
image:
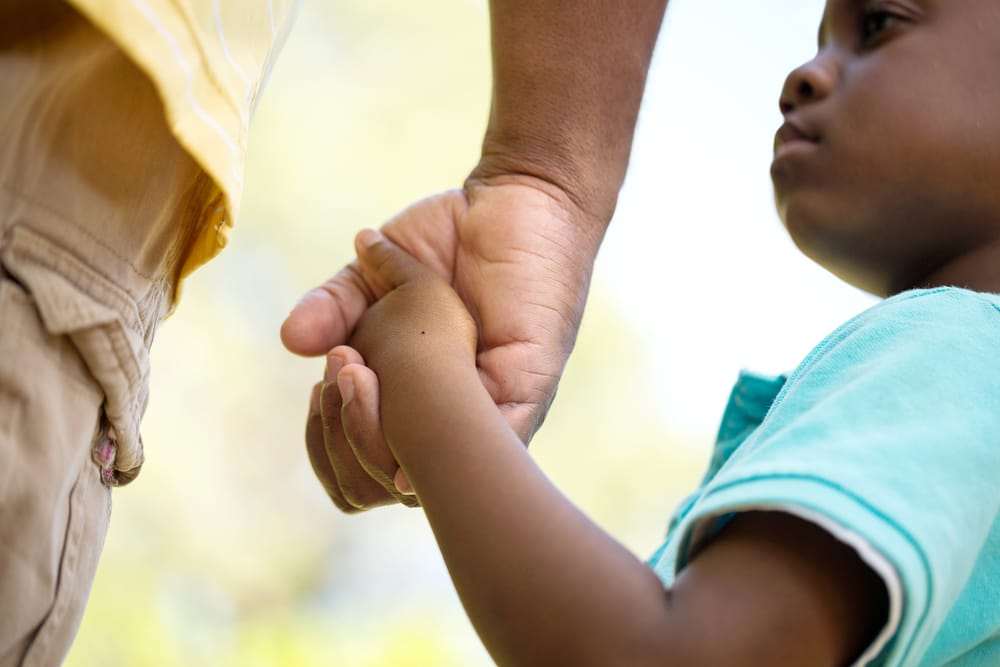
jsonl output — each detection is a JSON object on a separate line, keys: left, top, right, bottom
{"left": 771, "top": 0, "right": 1000, "bottom": 296}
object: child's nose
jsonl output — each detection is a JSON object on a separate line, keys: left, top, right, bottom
{"left": 779, "top": 53, "right": 838, "bottom": 114}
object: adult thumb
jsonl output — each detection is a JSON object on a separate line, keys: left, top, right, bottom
{"left": 354, "top": 229, "right": 429, "bottom": 290}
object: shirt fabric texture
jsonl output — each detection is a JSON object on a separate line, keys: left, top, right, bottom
{"left": 64, "top": 0, "right": 300, "bottom": 286}
{"left": 647, "top": 286, "right": 1000, "bottom": 666}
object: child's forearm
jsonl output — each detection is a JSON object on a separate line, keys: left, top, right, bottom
{"left": 346, "top": 236, "right": 884, "bottom": 666}
{"left": 381, "top": 367, "right": 677, "bottom": 666}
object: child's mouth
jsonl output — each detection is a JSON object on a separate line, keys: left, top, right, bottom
{"left": 774, "top": 120, "right": 820, "bottom": 153}
{"left": 772, "top": 119, "right": 821, "bottom": 172}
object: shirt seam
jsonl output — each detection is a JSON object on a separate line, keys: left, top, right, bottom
{"left": 683, "top": 472, "right": 933, "bottom": 666}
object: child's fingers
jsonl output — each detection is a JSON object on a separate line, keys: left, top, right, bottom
{"left": 325, "top": 345, "right": 364, "bottom": 382}
{"left": 318, "top": 379, "right": 398, "bottom": 511}
{"left": 317, "top": 348, "right": 398, "bottom": 511}
{"left": 337, "top": 363, "right": 420, "bottom": 507}
{"left": 305, "top": 382, "right": 361, "bottom": 514}
{"left": 354, "top": 229, "right": 431, "bottom": 292}
{"left": 394, "top": 468, "right": 414, "bottom": 495}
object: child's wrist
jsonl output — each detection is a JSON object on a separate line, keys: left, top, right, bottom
{"left": 379, "top": 360, "right": 487, "bottom": 452}
{"left": 373, "top": 344, "right": 475, "bottom": 390}
{"left": 381, "top": 355, "right": 481, "bottom": 405}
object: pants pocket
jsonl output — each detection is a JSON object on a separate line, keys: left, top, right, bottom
{"left": 0, "top": 276, "right": 111, "bottom": 667}
{"left": 0, "top": 224, "right": 152, "bottom": 484}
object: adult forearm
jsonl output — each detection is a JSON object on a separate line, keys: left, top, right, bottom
{"left": 471, "top": 0, "right": 669, "bottom": 223}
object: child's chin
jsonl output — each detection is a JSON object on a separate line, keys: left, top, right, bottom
{"left": 775, "top": 191, "right": 825, "bottom": 244}
{"left": 779, "top": 200, "right": 837, "bottom": 255}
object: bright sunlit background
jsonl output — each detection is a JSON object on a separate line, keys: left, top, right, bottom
{"left": 68, "top": 1, "right": 874, "bottom": 665}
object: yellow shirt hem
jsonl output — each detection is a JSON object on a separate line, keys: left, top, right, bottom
{"left": 66, "top": 0, "right": 244, "bottom": 286}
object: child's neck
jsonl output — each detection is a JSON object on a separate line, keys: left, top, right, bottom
{"left": 903, "top": 237, "right": 1000, "bottom": 295}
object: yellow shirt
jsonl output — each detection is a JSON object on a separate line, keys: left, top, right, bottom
{"left": 66, "top": 0, "right": 299, "bottom": 280}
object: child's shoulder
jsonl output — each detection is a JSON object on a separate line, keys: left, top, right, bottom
{"left": 760, "top": 285, "right": 1000, "bottom": 439}
{"left": 876, "top": 285, "right": 1000, "bottom": 319}
{"left": 796, "top": 286, "right": 1000, "bottom": 383}
{"left": 849, "top": 285, "right": 1000, "bottom": 333}
{"left": 846, "top": 287, "right": 1000, "bottom": 347}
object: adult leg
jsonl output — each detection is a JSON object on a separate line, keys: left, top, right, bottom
{"left": 0, "top": 1, "right": 212, "bottom": 663}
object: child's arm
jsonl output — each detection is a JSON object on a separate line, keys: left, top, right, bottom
{"left": 340, "top": 230, "right": 889, "bottom": 667}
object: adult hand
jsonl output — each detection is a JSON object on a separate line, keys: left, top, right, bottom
{"left": 281, "top": 176, "right": 607, "bottom": 511}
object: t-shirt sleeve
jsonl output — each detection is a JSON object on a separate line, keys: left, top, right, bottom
{"left": 669, "top": 289, "right": 1000, "bottom": 666}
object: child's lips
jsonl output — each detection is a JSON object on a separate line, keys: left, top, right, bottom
{"left": 774, "top": 120, "right": 819, "bottom": 153}
{"left": 772, "top": 120, "right": 821, "bottom": 165}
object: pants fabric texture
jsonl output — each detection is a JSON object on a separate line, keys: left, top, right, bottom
{"left": 0, "top": 1, "right": 210, "bottom": 663}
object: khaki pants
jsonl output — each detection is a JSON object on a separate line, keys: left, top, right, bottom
{"left": 0, "top": 2, "right": 211, "bottom": 664}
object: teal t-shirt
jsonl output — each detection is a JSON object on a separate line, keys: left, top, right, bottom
{"left": 646, "top": 287, "right": 1000, "bottom": 666}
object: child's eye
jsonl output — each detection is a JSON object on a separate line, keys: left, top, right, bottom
{"left": 859, "top": 8, "right": 900, "bottom": 47}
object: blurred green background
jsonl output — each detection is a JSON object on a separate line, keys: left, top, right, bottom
{"left": 67, "top": 0, "right": 869, "bottom": 665}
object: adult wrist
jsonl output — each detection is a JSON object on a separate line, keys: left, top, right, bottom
{"left": 468, "top": 141, "right": 622, "bottom": 230}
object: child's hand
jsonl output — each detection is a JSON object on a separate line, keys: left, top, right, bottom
{"left": 347, "top": 229, "right": 478, "bottom": 390}
{"left": 318, "top": 230, "right": 482, "bottom": 499}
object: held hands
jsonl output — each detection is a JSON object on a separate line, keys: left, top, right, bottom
{"left": 304, "top": 230, "right": 479, "bottom": 508}
{"left": 283, "top": 180, "right": 604, "bottom": 512}
{"left": 347, "top": 228, "right": 478, "bottom": 384}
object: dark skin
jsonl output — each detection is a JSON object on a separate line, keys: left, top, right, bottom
{"left": 301, "top": 0, "right": 1000, "bottom": 662}
{"left": 331, "top": 232, "right": 889, "bottom": 666}
{"left": 286, "top": 0, "right": 670, "bottom": 504}
{"left": 775, "top": 0, "right": 1000, "bottom": 297}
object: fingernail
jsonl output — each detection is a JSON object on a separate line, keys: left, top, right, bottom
{"left": 325, "top": 352, "right": 345, "bottom": 383}
{"left": 337, "top": 372, "right": 355, "bottom": 405}
{"left": 394, "top": 469, "right": 415, "bottom": 495}
{"left": 358, "top": 229, "right": 382, "bottom": 249}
